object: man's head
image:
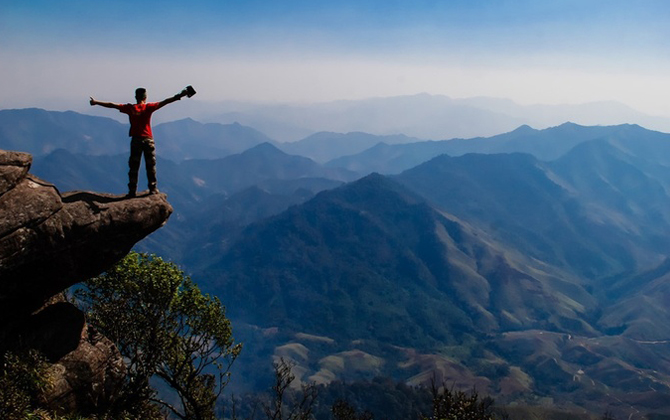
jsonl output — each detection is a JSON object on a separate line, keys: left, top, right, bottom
{"left": 135, "top": 88, "right": 147, "bottom": 103}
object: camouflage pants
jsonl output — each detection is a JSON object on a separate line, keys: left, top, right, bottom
{"left": 128, "top": 136, "right": 157, "bottom": 193}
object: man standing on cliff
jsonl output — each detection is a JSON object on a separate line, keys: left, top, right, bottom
{"left": 89, "top": 86, "right": 195, "bottom": 197}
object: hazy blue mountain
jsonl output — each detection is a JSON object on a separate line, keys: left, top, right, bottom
{"left": 0, "top": 108, "right": 128, "bottom": 157}
{"left": 32, "top": 149, "right": 128, "bottom": 194}
{"left": 137, "top": 186, "right": 314, "bottom": 267}
{"left": 150, "top": 176, "right": 344, "bottom": 266}
{"left": 16, "top": 110, "right": 670, "bottom": 416}
{"left": 164, "top": 179, "right": 341, "bottom": 270}
{"left": 31, "top": 149, "right": 204, "bottom": 215}
{"left": 396, "top": 146, "right": 670, "bottom": 280}
{"left": 200, "top": 93, "right": 522, "bottom": 141}
{"left": 182, "top": 133, "right": 670, "bottom": 415}
{"left": 327, "top": 123, "right": 670, "bottom": 175}
{"left": 460, "top": 96, "right": 670, "bottom": 134}
{"left": 278, "top": 131, "right": 421, "bottom": 163}
{"left": 32, "top": 141, "right": 353, "bottom": 199}
{"left": 31, "top": 145, "right": 350, "bottom": 264}
{"left": 449, "top": 122, "right": 670, "bottom": 162}
{"left": 550, "top": 138, "right": 670, "bottom": 218}
{"left": 200, "top": 173, "right": 593, "bottom": 342}
{"left": 178, "top": 142, "right": 358, "bottom": 196}
{"left": 325, "top": 140, "right": 459, "bottom": 175}
{"left": 153, "top": 118, "right": 276, "bottom": 161}
{"left": 0, "top": 108, "right": 278, "bottom": 163}
{"left": 193, "top": 94, "right": 670, "bottom": 141}
{"left": 196, "top": 167, "right": 670, "bottom": 414}
{"left": 434, "top": 122, "right": 625, "bottom": 160}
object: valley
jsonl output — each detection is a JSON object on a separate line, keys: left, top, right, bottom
{"left": 5, "top": 108, "right": 670, "bottom": 418}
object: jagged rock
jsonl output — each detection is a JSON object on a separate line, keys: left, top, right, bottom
{"left": 0, "top": 149, "right": 172, "bottom": 414}
{"left": 22, "top": 294, "right": 126, "bottom": 415}
{"left": 0, "top": 150, "right": 173, "bottom": 315}
{"left": 0, "top": 150, "right": 31, "bottom": 194}
{"left": 43, "top": 305, "right": 126, "bottom": 415}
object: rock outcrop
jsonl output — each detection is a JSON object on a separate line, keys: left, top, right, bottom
{"left": 0, "top": 149, "right": 173, "bottom": 413}
{"left": 0, "top": 150, "right": 173, "bottom": 315}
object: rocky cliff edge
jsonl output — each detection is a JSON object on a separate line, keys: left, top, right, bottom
{"left": 0, "top": 149, "right": 173, "bottom": 413}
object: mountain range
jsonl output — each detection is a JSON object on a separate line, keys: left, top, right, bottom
{"left": 196, "top": 142, "right": 670, "bottom": 415}
{"left": 325, "top": 123, "right": 670, "bottom": 175}
{"left": 5, "top": 108, "right": 670, "bottom": 417}
{"left": 132, "top": 93, "right": 670, "bottom": 142}
{"left": 0, "top": 109, "right": 274, "bottom": 162}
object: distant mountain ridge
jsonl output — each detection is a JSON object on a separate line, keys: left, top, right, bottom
{"left": 0, "top": 108, "right": 128, "bottom": 156}
{"left": 396, "top": 144, "right": 670, "bottom": 280}
{"left": 30, "top": 142, "right": 352, "bottom": 264}
{"left": 203, "top": 173, "right": 595, "bottom": 342}
{"left": 178, "top": 142, "right": 356, "bottom": 195}
{"left": 6, "top": 108, "right": 670, "bottom": 171}
{"left": 279, "top": 131, "right": 422, "bottom": 163}
{"left": 0, "top": 109, "right": 276, "bottom": 162}
{"left": 327, "top": 122, "right": 670, "bottom": 175}
{"left": 153, "top": 118, "right": 275, "bottom": 161}
{"left": 152, "top": 93, "right": 670, "bottom": 141}
{"left": 201, "top": 140, "right": 670, "bottom": 415}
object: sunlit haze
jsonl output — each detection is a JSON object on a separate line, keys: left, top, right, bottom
{"left": 2, "top": 0, "right": 670, "bottom": 118}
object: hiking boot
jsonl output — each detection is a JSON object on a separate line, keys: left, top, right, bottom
{"left": 126, "top": 191, "right": 136, "bottom": 198}
{"left": 149, "top": 187, "right": 160, "bottom": 195}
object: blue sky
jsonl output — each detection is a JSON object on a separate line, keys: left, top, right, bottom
{"left": 2, "top": 0, "right": 670, "bottom": 116}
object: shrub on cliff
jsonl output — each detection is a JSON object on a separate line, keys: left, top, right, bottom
{"left": 0, "top": 350, "right": 52, "bottom": 420}
{"left": 77, "top": 251, "right": 242, "bottom": 420}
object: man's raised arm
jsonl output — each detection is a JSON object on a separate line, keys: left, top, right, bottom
{"left": 157, "top": 86, "right": 196, "bottom": 108}
{"left": 90, "top": 97, "right": 121, "bottom": 109}
{"left": 157, "top": 89, "right": 188, "bottom": 108}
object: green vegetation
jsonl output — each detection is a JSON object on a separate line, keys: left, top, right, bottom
{"left": 0, "top": 349, "right": 52, "bottom": 420}
{"left": 261, "top": 358, "right": 319, "bottom": 420}
{"left": 311, "top": 377, "right": 430, "bottom": 419}
{"left": 76, "top": 252, "right": 242, "bottom": 419}
{"left": 2, "top": 251, "right": 614, "bottom": 419}
{"left": 315, "top": 379, "right": 506, "bottom": 420}
{"left": 330, "top": 400, "right": 374, "bottom": 420}
{"left": 423, "top": 381, "right": 501, "bottom": 420}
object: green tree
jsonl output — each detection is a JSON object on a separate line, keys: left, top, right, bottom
{"left": 76, "top": 252, "right": 242, "bottom": 420}
{"left": 331, "top": 399, "right": 374, "bottom": 420}
{"left": 0, "top": 350, "right": 52, "bottom": 420}
{"left": 423, "top": 380, "right": 501, "bottom": 420}
{"left": 262, "top": 358, "right": 318, "bottom": 420}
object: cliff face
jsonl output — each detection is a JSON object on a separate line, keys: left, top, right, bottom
{"left": 0, "top": 149, "right": 173, "bottom": 413}
{"left": 0, "top": 150, "right": 173, "bottom": 315}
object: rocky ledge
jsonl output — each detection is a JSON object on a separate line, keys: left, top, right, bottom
{"left": 0, "top": 149, "right": 173, "bottom": 413}
{"left": 0, "top": 150, "right": 173, "bottom": 315}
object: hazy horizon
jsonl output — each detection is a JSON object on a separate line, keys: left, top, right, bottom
{"left": 2, "top": 1, "right": 670, "bottom": 119}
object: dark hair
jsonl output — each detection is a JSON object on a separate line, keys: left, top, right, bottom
{"left": 135, "top": 88, "right": 147, "bottom": 100}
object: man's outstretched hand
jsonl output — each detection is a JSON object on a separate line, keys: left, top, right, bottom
{"left": 89, "top": 98, "right": 118, "bottom": 109}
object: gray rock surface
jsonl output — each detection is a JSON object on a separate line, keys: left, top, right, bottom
{"left": 0, "top": 149, "right": 172, "bottom": 414}
{"left": 0, "top": 150, "right": 173, "bottom": 315}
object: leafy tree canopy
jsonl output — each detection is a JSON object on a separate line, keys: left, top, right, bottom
{"left": 76, "top": 251, "right": 242, "bottom": 420}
